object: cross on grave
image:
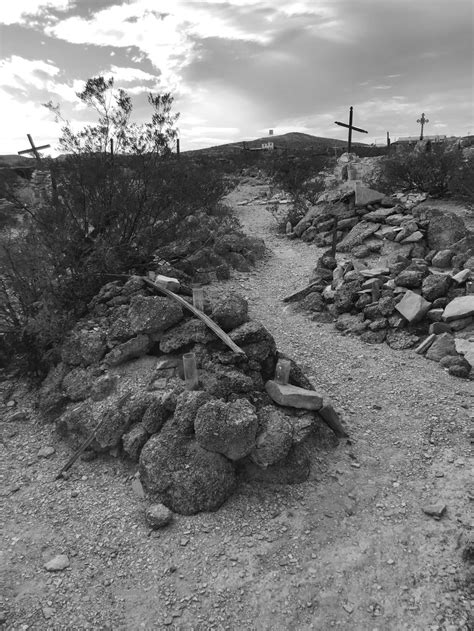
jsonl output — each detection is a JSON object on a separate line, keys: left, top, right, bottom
{"left": 417, "top": 112, "right": 429, "bottom": 140}
{"left": 18, "top": 134, "right": 51, "bottom": 162}
{"left": 334, "top": 106, "right": 368, "bottom": 153}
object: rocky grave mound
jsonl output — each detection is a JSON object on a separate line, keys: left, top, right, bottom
{"left": 156, "top": 210, "right": 266, "bottom": 285}
{"left": 286, "top": 232, "right": 473, "bottom": 379}
{"left": 37, "top": 277, "right": 345, "bottom": 515}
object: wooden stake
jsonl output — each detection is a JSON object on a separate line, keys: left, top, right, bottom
{"left": 282, "top": 281, "right": 324, "bottom": 303}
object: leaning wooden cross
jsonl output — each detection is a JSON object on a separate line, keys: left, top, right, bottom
{"left": 335, "top": 106, "right": 368, "bottom": 153}
{"left": 18, "top": 134, "right": 51, "bottom": 162}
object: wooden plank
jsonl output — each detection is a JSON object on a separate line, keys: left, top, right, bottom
{"left": 415, "top": 333, "right": 436, "bottom": 355}
{"left": 282, "top": 281, "right": 323, "bottom": 303}
{"left": 142, "top": 277, "right": 246, "bottom": 355}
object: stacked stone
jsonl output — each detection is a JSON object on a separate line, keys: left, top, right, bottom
{"left": 39, "top": 279, "right": 344, "bottom": 515}
{"left": 157, "top": 211, "right": 266, "bottom": 285}
{"left": 297, "top": 242, "right": 474, "bottom": 378}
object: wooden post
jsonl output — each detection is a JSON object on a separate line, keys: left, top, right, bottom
{"left": 348, "top": 106, "right": 353, "bottom": 153}
{"left": 176, "top": 138, "right": 180, "bottom": 157}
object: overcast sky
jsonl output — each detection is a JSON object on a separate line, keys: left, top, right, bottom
{"left": 1, "top": 0, "right": 473, "bottom": 155}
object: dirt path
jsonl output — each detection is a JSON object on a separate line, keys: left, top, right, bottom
{"left": 1, "top": 180, "right": 472, "bottom": 630}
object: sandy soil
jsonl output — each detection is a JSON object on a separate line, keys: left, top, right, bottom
{"left": 0, "top": 178, "right": 472, "bottom": 630}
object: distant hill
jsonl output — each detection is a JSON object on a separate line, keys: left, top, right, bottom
{"left": 184, "top": 132, "right": 367, "bottom": 156}
{"left": 0, "top": 155, "right": 37, "bottom": 168}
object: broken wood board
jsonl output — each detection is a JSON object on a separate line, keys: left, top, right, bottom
{"left": 142, "top": 277, "right": 246, "bottom": 356}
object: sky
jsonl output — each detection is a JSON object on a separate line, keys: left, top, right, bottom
{"left": 0, "top": 0, "right": 473, "bottom": 155}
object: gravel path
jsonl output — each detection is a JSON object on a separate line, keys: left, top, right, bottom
{"left": 1, "top": 179, "right": 472, "bottom": 630}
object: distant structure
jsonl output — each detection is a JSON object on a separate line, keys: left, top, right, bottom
{"left": 269, "top": 129, "right": 274, "bottom": 136}
{"left": 395, "top": 135, "right": 447, "bottom": 143}
{"left": 261, "top": 141, "right": 274, "bottom": 150}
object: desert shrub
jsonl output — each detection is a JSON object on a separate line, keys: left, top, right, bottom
{"left": 448, "top": 153, "right": 474, "bottom": 202}
{"left": 268, "top": 154, "right": 329, "bottom": 198}
{"left": 376, "top": 145, "right": 463, "bottom": 195}
{"left": 0, "top": 76, "right": 228, "bottom": 375}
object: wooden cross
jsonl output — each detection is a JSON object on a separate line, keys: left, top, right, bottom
{"left": 335, "top": 106, "right": 368, "bottom": 153}
{"left": 18, "top": 134, "right": 51, "bottom": 162}
{"left": 417, "top": 112, "right": 429, "bottom": 140}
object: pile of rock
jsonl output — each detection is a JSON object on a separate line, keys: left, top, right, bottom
{"left": 294, "top": 241, "right": 474, "bottom": 378}
{"left": 38, "top": 278, "right": 345, "bottom": 515}
{"left": 157, "top": 211, "right": 265, "bottom": 284}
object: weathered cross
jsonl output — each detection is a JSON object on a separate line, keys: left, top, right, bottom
{"left": 335, "top": 106, "right": 368, "bottom": 153}
{"left": 417, "top": 112, "right": 429, "bottom": 140}
{"left": 18, "top": 134, "right": 51, "bottom": 162}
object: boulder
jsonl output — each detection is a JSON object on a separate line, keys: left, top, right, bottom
{"left": 194, "top": 399, "right": 258, "bottom": 461}
{"left": 139, "top": 428, "right": 236, "bottom": 515}
{"left": 104, "top": 335, "right": 151, "bottom": 366}
{"left": 142, "top": 394, "right": 173, "bottom": 434}
{"left": 159, "top": 319, "right": 214, "bottom": 353}
{"left": 128, "top": 295, "right": 183, "bottom": 335}
{"left": 426, "top": 211, "right": 466, "bottom": 250}
{"left": 395, "top": 290, "right": 432, "bottom": 323}
{"left": 336, "top": 221, "right": 381, "bottom": 252}
{"left": 425, "top": 333, "right": 457, "bottom": 362}
{"left": 431, "top": 250, "right": 454, "bottom": 268}
{"left": 122, "top": 424, "right": 149, "bottom": 461}
{"left": 240, "top": 443, "right": 310, "bottom": 485}
{"left": 168, "top": 390, "right": 212, "bottom": 435}
{"left": 386, "top": 330, "right": 419, "bottom": 350}
{"left": 144, "top": 503, "right": 173, "bottom": 529}
{"left": 61, "top": 329, "right": 107, "bottom": 367}
{"left": 250, "top": 406, "right": 293, "bottom": 468}
{"left": 421, "top": 274, "right": 451, "bottom": 302}
{"left": 333, "top": 281, "right": 361, "bottom": 313}
{"left": 442, "top": 296, "right": 474, "bottom": 321}
{"left": 61, "top": 367, "right": 94, "bottom": 401}
{"left": 265, "top": 381, "right": 323, "bottom": 411}
{"left": 354, "top": 183, "right": 385, "bottom": 207}
{"left": 210, "top": 292, "right": 249, "bottom": 332}
{"left": 229, "top": 321, "right": 277, "bottom": 365}
{"left": 395, "top": 270, "right": 425, "bottom": 289}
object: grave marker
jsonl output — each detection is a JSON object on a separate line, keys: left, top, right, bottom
{"left": 335, "top": 106, "right": 368, "bottom": 153}
{"left": 18, "top": 134, "right": 51, "bottom": 162}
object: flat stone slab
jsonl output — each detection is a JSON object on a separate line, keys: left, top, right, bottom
{"left": 442, "top": 296, "right": 474, "bottom": 321}
{"left": 395, "top": 290, "right": 431, "bottom": 323}
{"left": 451, "top": 269, "right": 471, "bottom": 284}
{"left": 265, "top": 381, "right": 323, "bottom": 411}
{"left": 360, "top": 267, "right": 390, "bottom": 278}
{"left": 354, "top": 183, "right": 386, "bottom": 207}
{"left": 455, "top": 338, "right": 474, "bottom": 368}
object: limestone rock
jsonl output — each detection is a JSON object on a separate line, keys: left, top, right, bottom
{"left": 442, "top": 296, "right": 474, "bottom": 321}
{"left": 194, "top": 399, "right": 258, "bottom": 461}
{"left": 354, "top": 183, "right": 385, "bottom": 207}
{"left": 62, "top": 367, "right": 93, "bottom": 401}
{"left": 128, "top": 295, "right": 183, "bottom": 335}
{"left": 426, "top": 210, "right": 466, "bottom": 250}
{"left": 265, "top": 381, "right": 323, "bottom": 411}
{"left": 431, "top": 250, "right": 454, "bottom": 268}
{"left": 159, "top": 319, "right": 214, "bottom": 353}
{"left": 169, "top": 390, "right": 213, "bottom": 435}
{"left": 386, "top": 330, "right": 419, "bottom": 350}
{"left": 122, "top": 424, "right": 149, "bottom": 461}
{"left": 139, "top": 428, "right": 236, "bottom": 515}
{"left": 240, "top": 443, "right": 310, "bottom": 485}
{"left": 395, "top": 290, "right": 431, "bottom": 323}
{"left": 61, "top": 329, "right": 107, "bottom": 367}
{"left": 336, "top": 221, "right": 381, "bottom": 252}
{"left": 104, "top": 335, "right": 151, "bottom": 366}
{"left": 250, "top": 406, "right": 293, "bottom": 468}
{"left": 144, "top": 503, "right": 173, "bottom": 529}
{"left": 421, "top": 274, "right": 451, "bottom": 302}
{"left": 209, "top": 291, "right": 249, "bottom": 332}
{"left": 395, "top": 270, "right": 425, "bottom": 289}
{"left": 44, "top": 555, "right": 70, "bottom": 572}
{"left": 425, "top": 333, "right": 457, "bottom": 362}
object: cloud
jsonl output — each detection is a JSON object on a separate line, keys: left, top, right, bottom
{"left": 0, "top": 0, "right": 70, "bottom": 25}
